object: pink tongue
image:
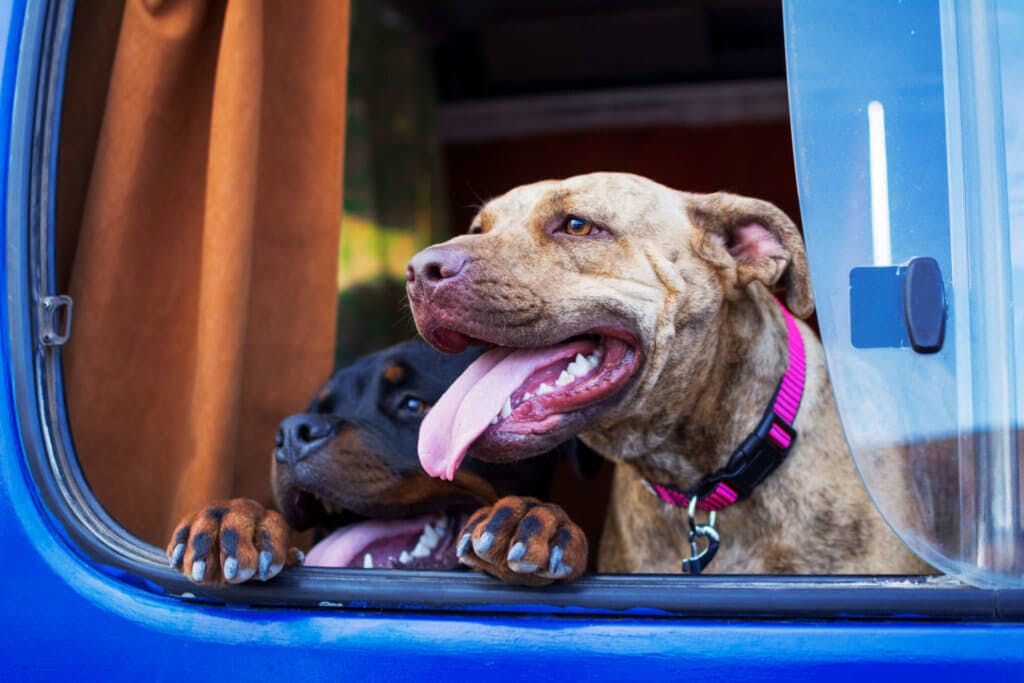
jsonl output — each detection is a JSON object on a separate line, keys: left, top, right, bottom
{"left": 418, "top": 342, "right": 590, "bottom": 480}
{"left": 304, "top": 514, "right": 437, "bottom": 568}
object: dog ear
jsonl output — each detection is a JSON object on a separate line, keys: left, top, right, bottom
{"left": 688, "top": 192, "right": 814, "bottom": 318}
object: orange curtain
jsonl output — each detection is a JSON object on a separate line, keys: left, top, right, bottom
{"left": 57, "top": 0, "right": 349, "bottom": 545}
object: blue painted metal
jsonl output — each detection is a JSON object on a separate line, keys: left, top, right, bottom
{"left": 0, "top": 1, "right": 1022, "bottom": 679}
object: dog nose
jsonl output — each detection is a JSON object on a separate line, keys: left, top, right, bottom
{"left": 406, "top": 246, "right": 468, "bottom": 291}
{"left": 275, "top": 413, "right": 333, "bottom": 465}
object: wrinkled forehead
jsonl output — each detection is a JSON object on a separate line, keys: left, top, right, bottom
{"left": 476, "top": 173, "right": 689, "bottom": 235}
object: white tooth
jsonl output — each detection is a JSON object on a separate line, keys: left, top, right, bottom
{"left": 537, "top": 383, "right": 554, "bottom": 395}
{"left": 523, "top": 392, "right": 533, "bottom": 400}
{"left": 491, "top": 415, "right": 500, "bottom": 424}
{"left": 587, "top": 354, "right": 599, "bottom": 369}
{"left": 568, "top": 358, "right": 590, "bottom": 377}
{"left": 416, "top": 525, "right": 440, "bottom": 551}
{"left": 556, "top": 370, "right": 574, "bottom": 386}
{"left": 435, "top": 516, "right": 448, "bottom": 531}
{"left": 411, "top": 542, "right": 431, "bottom": 558}
{"left": 399, "top": 550, "right": 413, "bottom": 564}
{"left": 363, "top": 553, "right": 374, "bottom": 569}
{"left": 501, "top": 397, "right": 512, "bottom": 418}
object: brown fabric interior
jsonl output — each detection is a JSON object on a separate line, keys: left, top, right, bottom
{"left": 57, "top": 0, "right": 349, "bottom": 546}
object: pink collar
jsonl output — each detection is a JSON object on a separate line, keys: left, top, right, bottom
{"left": 644, "top": 299, "right": 807, "bottom": 512}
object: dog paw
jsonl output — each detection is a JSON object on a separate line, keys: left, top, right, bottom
{"left": 166, "top": 498, "right": 302, "bottom": 585}
{"left": 456, "top": 496, "right": 587, "bottom": 586}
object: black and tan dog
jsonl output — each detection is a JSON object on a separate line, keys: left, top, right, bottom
{"left": 167, "top": 340, "right": 587, "bottom": 585}
{"left": 406, "top": 172, "right": 930, "bottom": 580}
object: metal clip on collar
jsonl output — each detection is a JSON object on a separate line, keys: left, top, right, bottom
{"left": 682, "top": 496, "right": 720, "bottom": 575}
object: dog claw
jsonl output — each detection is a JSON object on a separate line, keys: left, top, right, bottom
{"left": 508, "top": 560, "right": 538, "bottom": 573}
{"left": 191, "top": 560, "right": 206, "bottom": 583}
{"left": 224, "top": 556, "right": 238, "bottom": 581}
{"left": 258, "top": 551, "right": 273, "bottom": 580}
{"left": 548, "top": 546, "right": 563, "bottom": 575}
{"left": 507, "top": 542, "right": 526, "bottom": 562}
{"left": 170, "top": 543, "right": 185, "bottom": 569}
{"left": 457, "top": 533, "right": 472, "bottom": 558}
{"left": 234, "top": 568, "right": 256, "bottom": 583}
{"left": 456, "top": 498, "right": 586, "bottom": 585}
{"left": 473, "top": 531, "right": 494, "bottom": 554}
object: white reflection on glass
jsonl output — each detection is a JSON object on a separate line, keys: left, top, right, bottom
{"left": 867, "top": 100, "right": 892, "bottom": 266}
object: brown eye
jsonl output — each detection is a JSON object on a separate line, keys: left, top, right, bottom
{"left": 401, "top": 396, "right": 427, "bottom": 414}
{"left": 313, "top": 389, "right": 335, "bottom": 414}
{"left": 563, "top": 216, "right": 595, "bottom": 236}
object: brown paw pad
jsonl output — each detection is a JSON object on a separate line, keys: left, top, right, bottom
{"left": 456, "top": 496, "right": 587, "bottom": 586}
{"left": 166, "top": 498, "right": 300, "bottom": 585}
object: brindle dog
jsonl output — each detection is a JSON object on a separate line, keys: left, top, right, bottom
{"left": 405, "top": 172, "right": 930, "bottom": 580}
{"left": 167, "top": 340, "right": 587, "bottom": 585}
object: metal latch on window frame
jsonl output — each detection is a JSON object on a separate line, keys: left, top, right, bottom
{"left": 40, "top": 295, "right": 73, "bottom": 346}
{"left": 849, "top": 257, "right": 947, "bottom": 354}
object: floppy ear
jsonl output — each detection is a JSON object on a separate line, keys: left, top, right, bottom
{"left": 688, "top": 192, "right": 814, "bottom": 318}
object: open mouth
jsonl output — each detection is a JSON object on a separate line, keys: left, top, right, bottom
{"left": 419, "top": 328, "right": 641, "bottom": 479}
{"left": 304, "top": 510, "right": 468, "bottom": 570}
{"left": 281, "top": 487, "right": 483, "bottom": 571}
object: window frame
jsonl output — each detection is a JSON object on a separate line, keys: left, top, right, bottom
{"left": 10, "top": 0, "right": 1024, "bottom": 622}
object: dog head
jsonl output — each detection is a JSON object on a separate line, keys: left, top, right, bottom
{"left": 272, "top": 340, "right": 560, "bottom": 532}
{"left": 406, "top": 172, "right": 812, "bottom": 478}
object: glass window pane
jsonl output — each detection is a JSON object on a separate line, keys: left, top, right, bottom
{"left": 785, "top": 0, "right": 1023, "bottom": 587}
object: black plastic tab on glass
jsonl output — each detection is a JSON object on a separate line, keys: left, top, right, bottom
{"left": 903, "top": 257, "right": 946, "bottom": 354}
